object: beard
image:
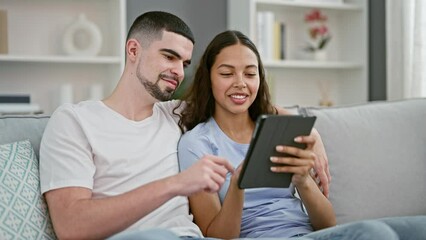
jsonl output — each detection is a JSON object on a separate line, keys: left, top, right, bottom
{"left": 136, "top": 64, "right": 178, "bottom": 101}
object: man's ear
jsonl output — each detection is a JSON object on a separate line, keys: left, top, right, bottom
{"left": 126, "top": 39, "right": 139, "bottom": 61}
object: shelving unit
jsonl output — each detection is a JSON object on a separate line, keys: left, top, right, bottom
{"left": 227, "top": 0, "right": 368, "bottom": 107}
{"left": 0, "top": 0, "right": 126, "bottom": 114}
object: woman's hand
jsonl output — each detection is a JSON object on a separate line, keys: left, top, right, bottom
{"left": 229, "top": 164, "right": 243, "bottom": 187}
{"left": 270, "top": 145, "right": 316, "bottom": 187}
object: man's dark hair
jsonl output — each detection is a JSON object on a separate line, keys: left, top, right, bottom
{"left": 127, "top": 11, "right": 195, "bottom": 46}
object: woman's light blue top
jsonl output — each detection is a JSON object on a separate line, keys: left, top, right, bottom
{"left": 178, "top": 117, "right": 313, "bottom": 238}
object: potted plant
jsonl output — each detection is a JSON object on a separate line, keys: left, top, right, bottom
{"left": 304, "top": 9, "right": 331, "bottom": 60}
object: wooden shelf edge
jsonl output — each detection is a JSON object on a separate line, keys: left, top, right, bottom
{"left": 0, "top": 55, "right": 122, "bottom": 64}
{"left": 255, "top": 0, "right": 362, "bottom": 10}
{"left": 263, "top": 59, "right": 363, "bottom": 69}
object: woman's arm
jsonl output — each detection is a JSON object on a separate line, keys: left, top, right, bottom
{"left": 295, "top": 174, "right": 336, "bottom": 230}
{"left": 178, "top": 131, "right": 245, "bottom": 239}
{"left": 189, "top": 166, "right": 244, "bottom": 239}
{"left": 272, "top": 142, "right": 336, "bottom": 230}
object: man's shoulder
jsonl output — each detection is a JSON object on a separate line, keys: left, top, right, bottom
{"left": 50, "top": 101, "right": 99, "bottom": 119}
{"left": 49, "top": 103, "right": 76, "bottom": 121}
{"left": 47, "top": 101, "right": 110, "bottom": 131}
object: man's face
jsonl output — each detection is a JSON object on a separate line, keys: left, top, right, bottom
{"left": 136, "top": 31, "right": 193, "bottom": 101}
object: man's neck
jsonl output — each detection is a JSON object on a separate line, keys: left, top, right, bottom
{"left": 103, "top": 78, "right": 157, "bottom": 122}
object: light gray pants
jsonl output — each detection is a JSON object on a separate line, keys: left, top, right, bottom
{"left": 108, "top": 215, "right": 426, "bottom": 240}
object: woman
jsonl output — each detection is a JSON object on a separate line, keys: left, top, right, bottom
{"left": 177, "top": 30, "right": 336, "bottom": 239}
{"left": 177, "top": 30, "right": 420, "bottom": 240}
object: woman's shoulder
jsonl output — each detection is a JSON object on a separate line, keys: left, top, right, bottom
{"left": 181, "top": 120, "right": 212, "bottom": 142}
{"left": 178, "top": 119, "right": 217, "bottom": 163}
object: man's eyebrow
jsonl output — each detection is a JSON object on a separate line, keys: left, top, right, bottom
{"left": 160, "top": 48, "right": 191, "bottom": 65}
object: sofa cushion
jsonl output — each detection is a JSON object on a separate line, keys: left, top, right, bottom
{"left": 0, "top": 140, "right": 56, "bottom": 239}
{"left": 0, "top": 115, "right": 49, "bottom": 159}
{"left": 304, "top": 98, "right": 426, "bottom": 224}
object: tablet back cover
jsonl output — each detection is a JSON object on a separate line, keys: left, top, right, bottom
{"left": 238, "top": 115, "right": 316, "bottom": 189}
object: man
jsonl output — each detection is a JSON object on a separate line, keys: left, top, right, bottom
{"left": 40, "top": 11, "right": 330, "bottom": 239}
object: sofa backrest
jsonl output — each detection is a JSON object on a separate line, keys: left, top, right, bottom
{"left": 303, "top": 98, "right": 426, "bottom": 224}
{"left": 2, "top": 100, "right": 426, "bottom": 227}
{"left": 0, "top": 115, "right": 50, "bottom": 159}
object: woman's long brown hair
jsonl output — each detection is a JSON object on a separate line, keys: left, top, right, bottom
{"left": 175, "top": 30, "right": 276, "bottom": 133}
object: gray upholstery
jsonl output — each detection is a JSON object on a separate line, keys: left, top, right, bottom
{"left": 0, "top": 115, "right": 49, "bottom": 159}
{"left": 1, "top": 99, "right": 425, "bottom": 231}
{"left": 304, "top": 98, "right": 426, "bottom": 224}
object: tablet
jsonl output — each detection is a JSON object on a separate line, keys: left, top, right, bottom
{"left": 238, "top": 114, "right": 316, "bottom": 189}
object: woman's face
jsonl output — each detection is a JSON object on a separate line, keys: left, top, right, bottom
{"left": 210, "top": 43, "right": 260, "bottom": 117}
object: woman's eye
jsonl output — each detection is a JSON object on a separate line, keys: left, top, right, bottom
{"left": 220, "top": 73, "right": 232, "bottom": 76}
{"left": 165, "top": 55, "right": 174, "bottom": 60}
{"left": 246, "top": 73, "right": 257, "bottom": 77}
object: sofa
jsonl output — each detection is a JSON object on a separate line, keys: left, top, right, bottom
{"left": 1, "top": 98, "right": 426, "bottom": 239}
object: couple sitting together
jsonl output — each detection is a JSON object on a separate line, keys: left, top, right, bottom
{"left": 39, "top": 11, "right": 425, "bottom": 240}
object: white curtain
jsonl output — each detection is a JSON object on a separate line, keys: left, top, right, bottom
{"left": 386, "top": 0, "right": 426, "bottom": 100}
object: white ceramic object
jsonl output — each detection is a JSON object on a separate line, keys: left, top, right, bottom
{"left": 313, "top": 50, "right": 328, "bottom": 61}
{"left": 63, "top": 14, "right": 102, "bottom": 56}
{"left": 59, "top": 83, "right": 73, "bottom": 105}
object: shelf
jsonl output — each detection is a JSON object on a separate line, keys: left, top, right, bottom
{"left": 0, "top": 0, "right": 126, "bottom": 114}
{"left": 263, "top": 60, "right": 362, "bottom": 69}
{"left": 0, "top": 55, "right": 122, "bottom": 64}
{"left": 255, "top": 0, "right": 362, "bottom": 10}
{"left": 0, "top": 103, "right": 41, "bottom": 114}
{"left": 228, "top": 0, "right": 368, "bottom": 107}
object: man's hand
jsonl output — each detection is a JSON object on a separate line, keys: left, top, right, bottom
{"left": 295, "top": 128, "right": 331, "bottom": 198}
{"left": 176, "top": 155, "right": 234, "bottom": 195}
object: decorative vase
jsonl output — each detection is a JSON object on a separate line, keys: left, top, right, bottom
{"left": 63, "top": 14, "right": 103, "bottom": 56}
{"left": 313, "top": 49, "right": 328, "bottom": 61}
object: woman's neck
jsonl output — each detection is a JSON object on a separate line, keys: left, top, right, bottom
{"left": 213, "top": 111, "right": 255, "bottom": 144}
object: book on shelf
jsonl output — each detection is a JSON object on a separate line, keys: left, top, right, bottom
{"left": 256, "top": 11, "right": 275, "bottom": 61}
{"left": 0, "top": 94, "right": 30, "bottom": 104}
{"left": 275, "top": 21, "right": 287, "bottom": 60}
{"left": 273, "top": 21, "right": 281, "bottom": 60}
{"left": 256, "top": 11, "right": 287, "bottom": 61}
{"left": 0, "top": 9, "right": 8, "bottom": 54}
{"left": 280, "top": 23, "right": 287, "bottom": 60}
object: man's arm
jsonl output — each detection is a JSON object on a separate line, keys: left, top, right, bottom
{"left": 45, "top": 155, "right": 233, "bottom": 239}
{"left": 275, "top": 105, "right": 331, "bottom": 197}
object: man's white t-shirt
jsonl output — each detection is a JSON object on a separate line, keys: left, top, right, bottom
{"left": 39, "top": 100, "right": 202, "bottom": 237}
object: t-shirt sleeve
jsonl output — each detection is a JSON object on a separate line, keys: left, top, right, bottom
{"left": 177, "top": 129, "right": 213, "bottom": 172}
{"left": 39, "top": 104, "right": 95, "bottom": 194}
{"left": 157, "top": 99, "right": 186, "bottom": 124}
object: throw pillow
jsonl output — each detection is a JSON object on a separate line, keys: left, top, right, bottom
{"left": 0, "top": 140, "right": 56, "bottom": 240}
